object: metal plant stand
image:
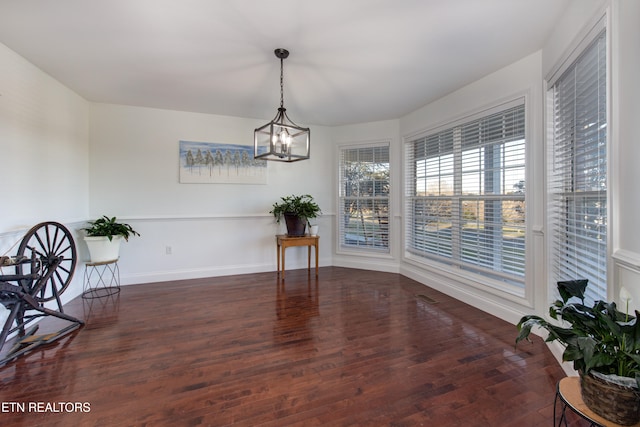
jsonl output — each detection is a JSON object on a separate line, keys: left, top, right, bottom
{"left": 82, "top": 259, "right": 120, "bottom": 298}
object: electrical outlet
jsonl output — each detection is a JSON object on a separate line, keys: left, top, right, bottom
{"left": 165, "top": 246, "right": 172, "bottom": 255}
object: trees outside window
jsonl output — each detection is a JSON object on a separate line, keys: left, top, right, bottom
{"left": 405, "top": 101, "right": 526, "bottom": 286}
{"left": 339, "top": 144, "right": 390, "bottom": 252}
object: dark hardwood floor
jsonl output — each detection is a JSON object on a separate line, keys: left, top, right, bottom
{"left": 0, "top": 267, "right": 574, "bottom": 426}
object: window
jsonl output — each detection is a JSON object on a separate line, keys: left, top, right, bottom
{"left": 547, "top": 26, "right": 607, "bottom": 304}
{"left": 405, "top": 101, "right": 526, "bottom": 286}
{"left": 339, "top": 144, "right": 390, "bottom": 252}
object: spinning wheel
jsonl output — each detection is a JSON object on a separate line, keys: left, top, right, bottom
{"left": 0, "top": 222, "right": 83, "bottom": 366}
{"left": 15, "top": 221, "right": 77, "bottom": 309}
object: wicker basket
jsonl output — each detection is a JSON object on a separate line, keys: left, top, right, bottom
{"left": 580, "top": 372, "right": 640, "bottom": 425}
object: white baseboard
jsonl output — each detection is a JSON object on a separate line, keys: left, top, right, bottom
{"left": 399, "top": 263, "right": 530, "bottom": 326}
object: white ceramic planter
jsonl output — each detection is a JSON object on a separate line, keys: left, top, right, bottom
{"left": 309, "top": 225, "right": 319, "bottom": 236}
{"left": 84, "top": 235, "right": 123, "bottom": 263}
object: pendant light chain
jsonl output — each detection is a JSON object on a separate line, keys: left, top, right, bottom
{"left": 279, "top": 56, "right": 284, "bottom": 110}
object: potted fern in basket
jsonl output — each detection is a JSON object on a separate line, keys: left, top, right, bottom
{"left": 516, "top": 280, "right": 640, "bottom": 425}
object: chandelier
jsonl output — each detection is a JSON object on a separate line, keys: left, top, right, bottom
{"left": 254, "top": 48, "right": 310, "bottom": 162}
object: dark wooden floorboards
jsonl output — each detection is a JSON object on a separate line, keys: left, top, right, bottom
{"left": 0, "top": 267, "right": 571, "bottom": 426}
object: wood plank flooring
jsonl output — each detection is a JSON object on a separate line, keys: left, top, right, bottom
{"left": 0, "top": 267, "right": 574, "bottom": 426}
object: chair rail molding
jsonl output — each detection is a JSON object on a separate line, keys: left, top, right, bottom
{"left": 613, "top": 249, "right": 640, "bottom": 271}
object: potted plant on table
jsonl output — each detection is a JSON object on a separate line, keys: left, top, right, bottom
{"left": 270, "top": 194, "right": 321, "bottom": 236}
{"left": 516, "top": 280, "right": 640, "bottom": 425}
{"left": 83, "top": 215, "right": 140, "bottom": 263}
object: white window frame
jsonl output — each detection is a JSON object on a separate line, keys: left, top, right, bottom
{"left": 337, "top": 141, "right": 391, "bottom": 254}
{"left": 545, "top": 15, "right": 609, "bottom": 305}
{"left": 404, "top": 98, "right": 527, "bottom": 294}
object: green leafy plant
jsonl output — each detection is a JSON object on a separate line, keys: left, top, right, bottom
{"left": 516, "top": 280, "right": 640, "bottom": 387}
{"left": 83, "top": 215, "right": 140, "bottom": 241}
{"left": 270, "top": 194, "right": 321, "bottom": 226}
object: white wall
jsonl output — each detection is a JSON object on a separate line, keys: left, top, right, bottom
{"left": 0, "top": 42, "right": 89, "bottom": 302}
{"left": 88, "top": 103, "right": 335, "bottom": 284}
{"left": 610, "top": 0, "right": 640, "bottom": 310}
{"left": 541, "top": 0, "right": 606, "bottom": 75}
{"left": 0, "top": 43, "right": 89, "bottom": 231}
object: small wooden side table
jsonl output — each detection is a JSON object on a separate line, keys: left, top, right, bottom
{"left": 276, "top": 234, "right": 319, "bottom": 279}
{"left": 555, "top": 376, "right": 640, "bottom": 427}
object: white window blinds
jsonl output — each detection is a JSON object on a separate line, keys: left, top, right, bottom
{"left": 339, "top": 144, "right": 390, "bottom": 251}
{"left": 548, "top": 28, "right": 607, "bottom": 304}
{"left": 405, "top": 101, "right": 526, "bottom": 285}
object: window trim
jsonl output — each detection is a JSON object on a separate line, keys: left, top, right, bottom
{"left": 546, "top": 15, "right": 607, "bottom": 86}
{"left": 544, "top": 13, "right": 610, "bottom": 304}
{"left": 336, "top": 140, "right": 392, "bottom": 257}
{"left": 402, "top": 95, "right": 531, "bottom": 300}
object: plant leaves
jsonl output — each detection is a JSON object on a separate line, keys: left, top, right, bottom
{"left": 557, "top": 279, "right": 588, "bottom": 303}
{"left": 516, "top": 281, "right": 640, "bottom": 379}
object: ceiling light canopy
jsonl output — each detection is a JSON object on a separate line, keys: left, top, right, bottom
{"left": 254, "top": 48, "right": 310, "bottom": 162}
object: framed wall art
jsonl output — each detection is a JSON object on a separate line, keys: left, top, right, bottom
{"left": 179, "top": 140, "right": 267, "bottom": 184}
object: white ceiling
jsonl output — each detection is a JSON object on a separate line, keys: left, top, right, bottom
{"left": 0, "top": 0, "right": 570, "bottom": 126}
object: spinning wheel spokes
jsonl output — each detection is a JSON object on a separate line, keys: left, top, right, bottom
{"left": 15, "top": 222, "right": 77, "bottom": 307}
